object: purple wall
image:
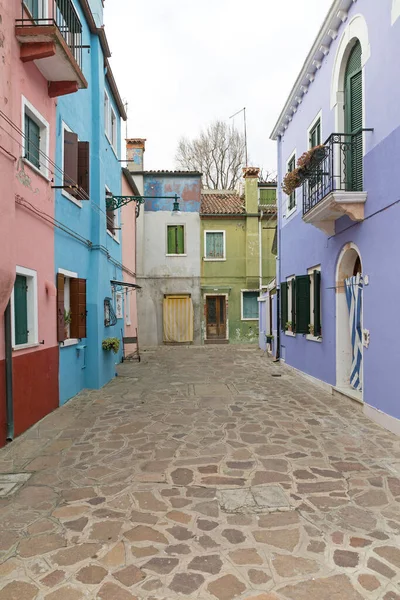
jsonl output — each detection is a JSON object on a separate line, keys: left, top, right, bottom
{"left": 276, "top": 1, "right": 400, "bottom": 420}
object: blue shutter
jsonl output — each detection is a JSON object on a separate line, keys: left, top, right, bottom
{"left": 243, "top": 292, "right": 259, "bottom": 319}
{"left": 206, "top": 232, "right": 224, "bottom": 258}
{"left": 14, "top": 275, "right": 28, "bottom": 345}
{"left": 25, "top": 114, "right": 40, "bottom": 169}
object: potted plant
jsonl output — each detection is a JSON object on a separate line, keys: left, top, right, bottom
{"left": 102, "top": 337, "right": 120, "bottom": 354}
{"left": 64, "top": 309, "right": 72, "bottom": 338}
{"left": 282, "top": 145, "right": 327, "bottom": 196}
{"left": 308, "top": 323, "right": 315, "bottom": 336}
{"left": 286, "top": 321, "right": 293, "bottom": 332}
{"left": 297, "top": 145, "right": 326, "bottom": 171}
{"left": 282, "top": 169, "right": 303, "bottom": 196}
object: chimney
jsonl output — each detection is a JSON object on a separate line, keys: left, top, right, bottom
{"left": 126, "top": 138, "right": 146, "bottom": 172}
{"left": 243, "top": 167, "right": 260, "bottom": 213}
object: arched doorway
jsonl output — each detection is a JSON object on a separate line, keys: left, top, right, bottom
{"left": 336, "top": 243, "right": 363, "bottom": 402}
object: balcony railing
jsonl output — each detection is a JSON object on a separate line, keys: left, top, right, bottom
{"left": 302, "top": 130, "right": 372, "bottom": 215}
{"left": 17, "top": 0, "right": 83, "bottom": 69}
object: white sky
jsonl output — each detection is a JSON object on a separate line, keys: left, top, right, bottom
{"left": 105, "top": 0, "right": 333, "bottom": 174}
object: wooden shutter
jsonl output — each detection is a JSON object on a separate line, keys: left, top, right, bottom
{"left": 313, "top": 270, "right": 321, "bottom": 336}
{"left": 167, "top": 226, "right": 175, "bottom": 253}
{"left": 176, "top": 225, "right": 184, "bottom": 254}
{"left": 64, "top": 130, "right": 78, "bottom": 191}
{"left": 291, "top": 279, "right": 296, "bottom": 332}
{"left": 345, "top": 41, "right": 363, "bottom": 191}
{"left": 280, "top": 282, "right": 288, "bottom": 329}
{"left": 295, "top": 275, "right": 310, "bottom": 334}
{"left": 25, "top": 115, "right": 40, "bottom": 169}
{"left": 56, "top": 273, "right": 65, "bottom": 343}
{"left": 77, "top": 141, "right": 90, "bottom": 199}
{"left": 14, "top": 275, "right": 28, "bottom": 345}
{"left": 106, "top": 210, "right": 115, "bottom": 235}
{"left": 70, "top": 278, "right": 87, "bottom": 339}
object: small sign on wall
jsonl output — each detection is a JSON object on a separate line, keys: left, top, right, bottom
{"left": 116, "top": 292, "right": 123, "bottom": 319}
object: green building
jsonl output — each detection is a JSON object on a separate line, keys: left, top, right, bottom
{"left": 200, "top": 168, "right": 277, "bottom": 344}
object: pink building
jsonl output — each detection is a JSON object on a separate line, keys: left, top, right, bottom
{"left": 0, "top": 0, "right": 87, "bottom": 445}
{"left": 121, "top": 167, "right": 139, "bottom": 356}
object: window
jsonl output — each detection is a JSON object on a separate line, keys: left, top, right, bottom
{"left": 104, "top": 91, "right": 118, "bottom": 152}
{"left": 24, "top": 0, "right": 43, "bottom": 19}
{"left": 242, "top": 291, "right": 259, "bottom": 320}
{"left": 22, "top": 97, "right": 49, "bottom": 177}
{"left": 62, "top": 123, "right": 90, "bottom": 202}
{"left": 204, "top": 231, "right": 225, "bottom": 260}
{"left": 309, "top": 118, "right": 321, "bottom": 148}
{"left": 308, "top": 266, "right": 322, "bottom": 338}
{"left": 281, "top": 276, "right": 296, "bottom": 333}
{"left": 287, "top": 154, "right": 296, "bottom": 212}
{"left": 104, "top": 92, "right": 109, "bottom": 137}
{"left": 106, "top": 186, "right": 119, "bottom": 240}
{"left": 57, "top": 271, "right": 87, "bottom": 343}
{"left": 110, "top": 107, "right": 117, "bottom": 149}
{"left": 167, "top": 225, "right": 185, "bottom": 255}
{"left": 12, "top": 267, "right": 38, "bottom": 348}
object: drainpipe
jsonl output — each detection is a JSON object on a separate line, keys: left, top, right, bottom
{"left": 259, "top": 211, "right": 263, "bottom": 292}
{"left": 4, "top": 300, "right": 14, "bottom": 440}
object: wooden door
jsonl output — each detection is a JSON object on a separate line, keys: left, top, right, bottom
{"left": 206, "top": 296, "right": 226, "bottom": 339}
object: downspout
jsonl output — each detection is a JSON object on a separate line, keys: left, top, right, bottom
{"left": 259, "top": 211, "right": 263, "bottom": 292}
{"left": 4, "top": 300, "right": 14, "bottom": 440}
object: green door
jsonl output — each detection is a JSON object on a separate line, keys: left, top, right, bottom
{"left": 344, "top": 41, "right": 363, "bottom": 191}
{"left": 14, "top": 275, "right": 28, "bottom": 345}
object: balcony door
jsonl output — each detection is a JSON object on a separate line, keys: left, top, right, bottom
{"left": 206, "top": 296, "right": 226, "bottom": 340}
{"left": 344, "top": 41, "right": 363, "bottom": 191}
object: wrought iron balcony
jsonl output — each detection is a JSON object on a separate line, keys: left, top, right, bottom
{"left": 301, "top": 130, "right": 372, "bottom": 235}
{"left": 16, "top": 0, "right": 87, "bottom": 96}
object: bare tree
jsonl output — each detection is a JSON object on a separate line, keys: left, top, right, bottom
{"left": 175, "top": 120, "right": 246, "bottom": 190}
{"left": 259, "top": 168, "right": 277, "bottom": 183}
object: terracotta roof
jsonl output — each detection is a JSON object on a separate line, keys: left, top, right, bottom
{"left": 200, "top": 191, "right": 245, "bottom": 215}
{"left": 143, "top": 170, "right": 202, "bottom": 176}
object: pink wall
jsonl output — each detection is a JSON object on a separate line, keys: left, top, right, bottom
{"left": 121, "top": 173, "right": 138, "bottom": 346}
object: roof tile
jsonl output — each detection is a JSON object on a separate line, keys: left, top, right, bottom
{"left": 200, "top": 191, "right": 244, "bottom": 215}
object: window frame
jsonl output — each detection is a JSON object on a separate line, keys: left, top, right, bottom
{"left": 166, "top": 224, "right": 186, "bottom": 256}
{"left": 286, "top": 150, "right": 297, "bottom": 216}
{"left": 58, "top": 268, "right": 80, "bottom": 347}
{"left": 106, "top": 185, "right": 120, "bottom": 243}
{"left": 307, "top": 265, "right": 322, "bottom": 342}
{"left": 241, "top": 289, "right": 259, "bottom": 321}
{"left": 307, "top": 111, "right": 322, "bottom": 149}
{"left": 22, "top": 96, "right": 50, "bottom": 180}
{"left": 11, "top": 265, "right": 39, "bottom": 350}
{"left": 61, "top": 121, "right": 82, "bottom": 208}
{"left": 110, "top": 106, "right": 117, "bottom": 150}
{"left": 104, "top": 91, "right": 110, "bottom": 139}
{"left": 285, "top": 275, "right": 296, "bottom": 336}
{"left": 204, "top": 230, "right": 226, "bottom": 261}
{"left": 23, "top": 0, "right": 47, "bottom": 20}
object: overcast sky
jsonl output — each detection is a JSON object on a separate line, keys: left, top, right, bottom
{"left": 104, "top": 0, "right": 332, "bottom": 175}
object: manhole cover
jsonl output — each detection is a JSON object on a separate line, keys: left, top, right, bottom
{"left": 0, "top": 473, "right": 31, "bottom": 498}
{"left": 217, "top": 485, "right": 291, "bottom": 514}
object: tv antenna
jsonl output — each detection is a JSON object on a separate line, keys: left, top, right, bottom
{"left": 229, "top": 106, "right": 248, "bottom": 167}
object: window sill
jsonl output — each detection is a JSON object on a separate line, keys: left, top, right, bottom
{"left": 105, "top": 133, "right": 119, "bottom": 159}
{"left": 286, "top": 205, "right": 297, "bottom": 219}
{"left": 22, "top": 158, "right": 50, "bottom": 182}
{"left": 166, "top": 253, "right": 187, "bottom": 257}
{"left": 107, "top": 230, "right": 120, "bottom": 244}
{"left": 203, "top": 258, "right": 226, "bottom": 262}
{"left": 306, "top": 334, "right": 322, "bottom": 343}
{"left": 62, "top": 189, "right": 82, "bottom": 208}
{"left": 285, "top": 331, "right": 296, "bottom": 337}
{"left": 241, "top": 318, "right": 259, "bottom": 322}
{"left": 12, "top": 342, "right": 40, "bottom": 351}
{"left": 60, "top": 338, "right": 79, "bottom": 348}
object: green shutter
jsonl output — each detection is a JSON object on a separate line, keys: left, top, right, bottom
{"left": 25, "top": 114, "right": 40, "bottom": 169}
{"left": 313, "top": 270, "right": 321, "bottom": 336}
{"left": 310, "top": 119, "right": 321, "bottom": 148}
{"left": 288, "top": 156, "right": 296, "bottom": 210}
{"left": 167, "top": 226, "right": 175, "bottom": 254}
{"left": 176, "top": 226, "right": 184, "bottom": 254}
{"left": 345, "top": 41, "right": 363, "bottom": 191}
{"left": 168, "top": 226, "right": 184, "bottom": 254}
{"left": 280, "top": 282, "right": 288, "bottom": 329}
{"left": 14, "top": 275, "right": 28, "bottom": 345}
{"left": 243, "top": 292, "right": 259, "bottom": 319}
{"left": 295, "top": 275, "right": 310, "bottom": 334}
{"left": 291, "top": 279, "right": 296, "bottom": 332}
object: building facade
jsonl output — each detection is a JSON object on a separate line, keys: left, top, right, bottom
{"left": 200, "top": 170, "right": 277, "bottom": 344}
{"left": 55, "top": 0, "right": 127, "bottom": 405}
{"left": 272, "top": 0, "right": 400, "bottom": 433}
{"left": 128, "top": 140, "right": 202, "bottom": 346}
{"left": 0, "top": 0, "right": 90, "bottom": 445}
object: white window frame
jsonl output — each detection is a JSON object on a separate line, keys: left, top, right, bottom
{"left": 110, "top": 106, "right": 117, "bottom": 150}
{"left": 23, "top": 0, "right": 48, "bottom": 19}
{"left": 307, "top": 110, "right": 322, "bottom": 149}
{"left": 285, "top": 149, "right": 297, "bottom": 218}
{"left": 61, "top": 121, "right": 82, "bottom": 208}
{"left": 104, "top": 91, "right": 110, "bottom": 139}
{"left": 11, "top": 266, "right": 39, "bottom": 350}
{"left": 106, "top": 185, "right": 120, "bottom": 243}
{"left": 104, "top": 90, "right": 119, "bottom": 157}
{"left": 391, "top": 0, "right": 400, "bottom": 25}
{"left": 204, "top": 230, "right": 226, "bottom": 261}
{"left": 125, "top": 289, "right": 131, "bottom": 326}
{"left": 306, "top": 265, "right": 322, "bottom": 343}
{"left": 241, "top": 289, "right": 259, "bottom": 321}
{"left": 22, "top": 96, "right": 50, "bottom": 180}
{"left": 58, "top": 268, "right": 79, "bottom": 347}
{"left": 115, "top": 291, "right": 123, "bottom": 319}
{"left": 285, "top": 275, "right": 296, "bottom": 336}
{"left": 166, "top": 223, "right": 187, "bottom": 256}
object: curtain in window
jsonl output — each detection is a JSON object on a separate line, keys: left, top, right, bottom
{"left": 243, "top": 292, "right": 259, "bottom": 319}
{"left": 206, "top": 232, "right": 224, "bottom": 258}
{"left": 345, "top": 274, "right": 363, "bottom": 391}
{"left": 163, "top": 296, "right": 193, "bottom": 342}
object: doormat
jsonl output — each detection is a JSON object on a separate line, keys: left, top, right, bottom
{"left": 0, "top": 473, "right": 31, "bottom": 498}
{"left": 217, "top": 484, "right": 291, "bottom": 514}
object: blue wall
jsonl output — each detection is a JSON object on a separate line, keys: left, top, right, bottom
{"left": 55, "top": 1, "right": 123, "bottom": 405}
{"left": 144, "top": 174, "right": 201, "bottom": 212}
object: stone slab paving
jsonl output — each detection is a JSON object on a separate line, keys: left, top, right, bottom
{"left": 0, "top": 345, "right": 400, "bottom": 599}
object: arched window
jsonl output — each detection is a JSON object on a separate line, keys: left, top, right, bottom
{"left": 344, "top": 41, "right": 363, "bottom": 191}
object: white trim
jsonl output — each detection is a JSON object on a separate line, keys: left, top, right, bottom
{"left": 125, "top": 289, "right": 131, "bottom": 326}
{"left": 104, "top": 90, "right": 110, "bottom": 138}
{"left": 307, "top": 264, "right": 322, "bottom": 340}
{"left": 241, "top": 289, "right": 260, "bottom": 321}
{"left": 286, "top": 275, "right": 296, "bottom": 332}
{"left": 22, "top": 95, "right": 50, "bottom": 179}
{"left": 11, "top": 265, "right": 38, "bottom": 348}
{"left": 307, "top": 110, "right": 322, "bottom": 148}
{"left": 166, "top": 223, "right": 186, "bottom": 256}
{"left": 58, "top": 267, "right": 78, "bottom": 278}
{"left": 105, "top": 184, "right": 120, "bottom": 242}
{"left": 364, "top": 403, "right": 400, "bottom": 436}
{"left": 204, "top": 230, "right": 226, "bottom": 260}
{"left": 203, "top": 293, "right": 229, "bottom": 341}
{"left": 61, "top": 121, "right": 82, "bottom": 208}
{"left": 23, "top": 0, "right": 48, "bottom": 19}
{"left": 282, "top": 360, "right": 334, "bottom": 395}
{"left": 285, "top": 149, "right": 297, "bottom": 217}
{"left": 61, "top": 338, "right": 79, "bottom": 348}
{"left": 306, "top": 334, "right": 322, "bottom": 343}
{"left": 110, "top": 105, "right": 117, "bottom": 152}
{"left": 392, "top": 0, "right": 400, "bottom": 25}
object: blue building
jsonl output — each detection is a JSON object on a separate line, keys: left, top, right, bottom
{"left": 54, "top": 0, "right": 127, "bottom": 405}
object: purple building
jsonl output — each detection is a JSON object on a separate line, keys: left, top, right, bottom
{"left": 271, "top": 0, "right": 400, "bottom": 435}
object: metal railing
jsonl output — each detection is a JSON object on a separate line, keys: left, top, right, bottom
{"left": 17, "top": 0, "right": 83, "bottom": 69}
{"left": 302, "top": 130, "right": 372, "bottom": 215}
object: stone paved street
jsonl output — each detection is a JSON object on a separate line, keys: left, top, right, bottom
{"left": 1, "top": 346, "right": 400, "bottom": 600}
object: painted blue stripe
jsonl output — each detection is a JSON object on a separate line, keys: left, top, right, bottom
{"left": 345, "top": 274, "right": 363, "bottom": 392}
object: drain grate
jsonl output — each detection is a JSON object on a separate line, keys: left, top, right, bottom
{"left": 217, "top": 484, "right": 291, "bottom": 514}
{"left": 0, "top": 473, "right": 31, "bottom": 498}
